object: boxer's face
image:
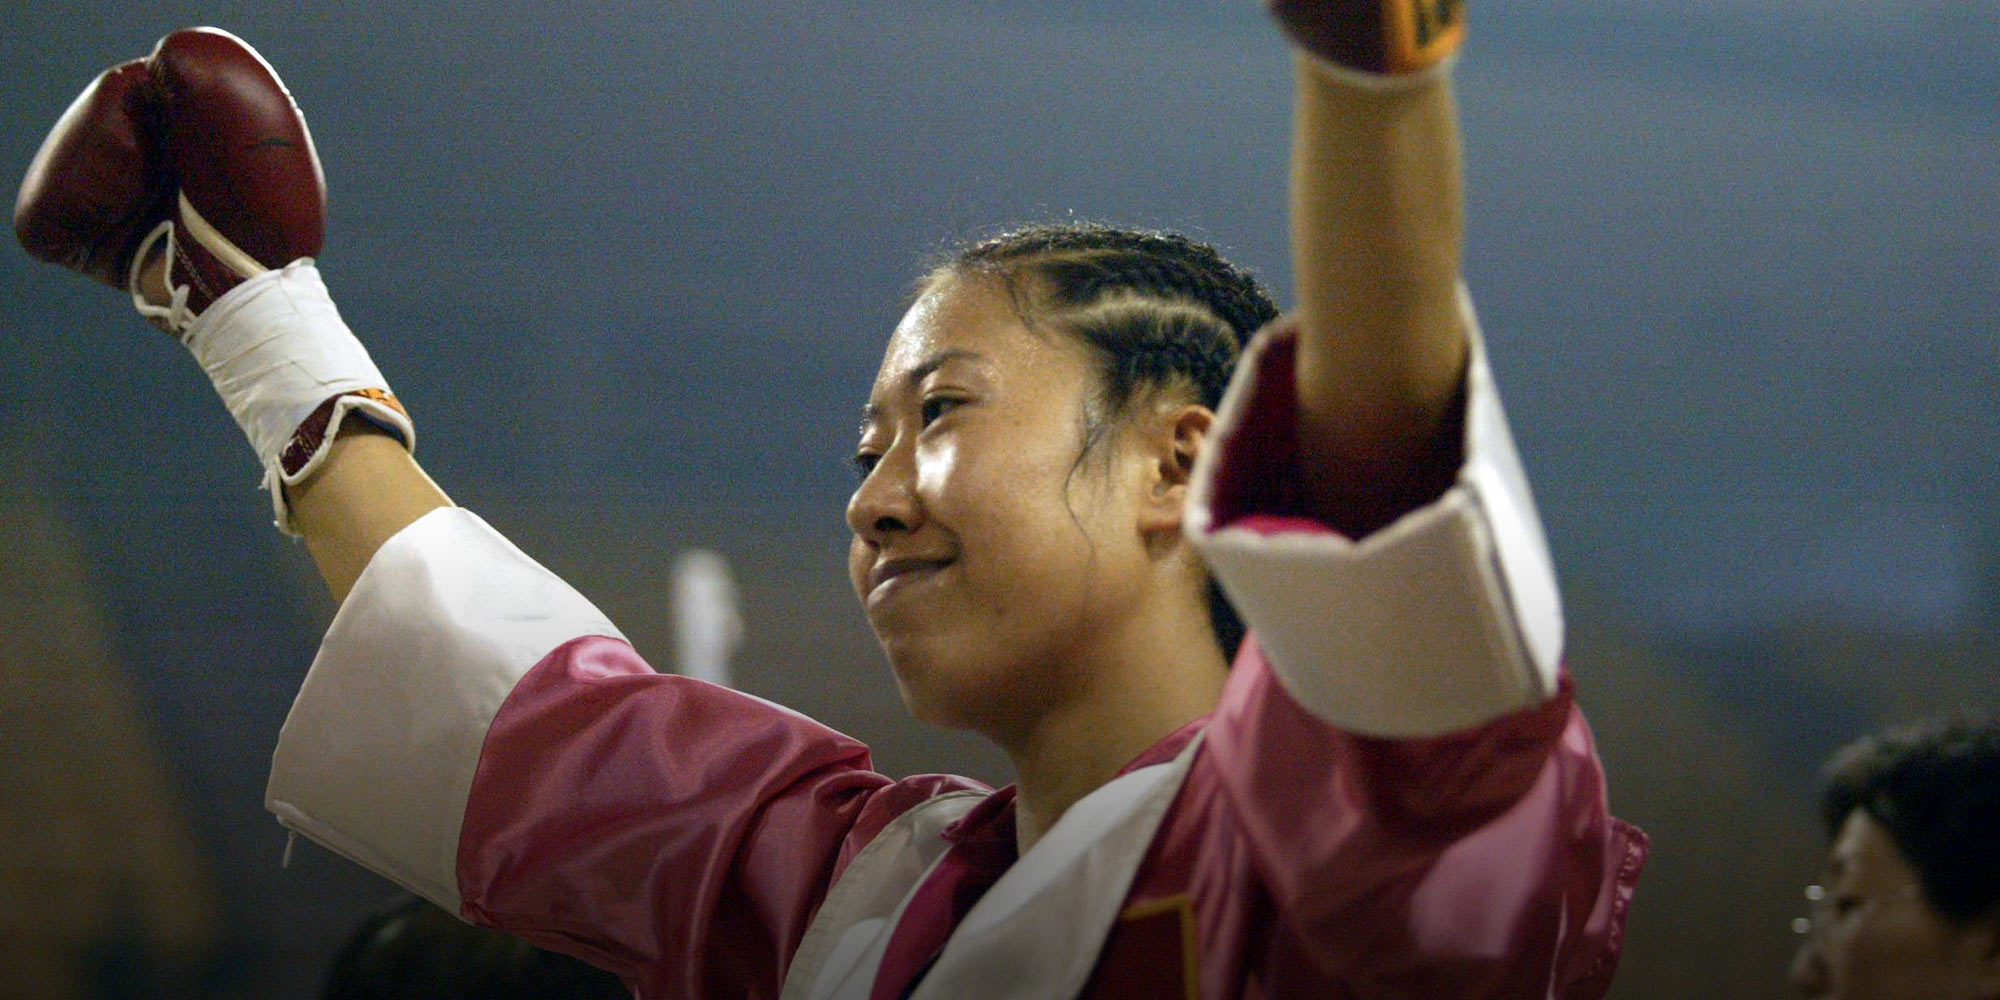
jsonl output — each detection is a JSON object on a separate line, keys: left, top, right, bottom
{"left": 1789, "top": 810, "right": 2000, "bottom": 1000}
{"left": 846, "top": 273, "right": 1160, "bottom": 737}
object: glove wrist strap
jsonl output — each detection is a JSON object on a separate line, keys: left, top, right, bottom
{"left": 179, "top": 261, "right": 416, "bottom": 535}
{"left": 1269, "top": 0, "right": 1466, "bottom": 91}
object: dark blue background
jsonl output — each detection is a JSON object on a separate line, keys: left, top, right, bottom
{"left": 3, "top": 3, "right": 1995, "bottom": 996}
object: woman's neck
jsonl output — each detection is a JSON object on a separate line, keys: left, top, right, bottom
{"left": 1000, "top": 605, "right": 1228, "bottom": 854}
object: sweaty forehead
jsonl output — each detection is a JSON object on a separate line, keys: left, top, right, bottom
{"left": 875, "top": 285, "right": 956, "bottom": 382}
{"left": 870, "top": 274, "right": 1063, "bottom": 393}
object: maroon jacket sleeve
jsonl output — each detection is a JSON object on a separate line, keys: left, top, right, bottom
{"left": 264, "top": 510, "right": 984, "bottom": 999}
{"left": 456, "top": 635, "right": 984, "bottom": 999}
{"left": 1204, "top": 648, "right": 1646, "bottom": 997}
{"left": 1186, "top": 311, "right": 1647, "bottom": 996}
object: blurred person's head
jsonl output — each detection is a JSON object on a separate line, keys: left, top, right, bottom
{"left": 323, "top": 894, "right": 627, "bottom": 1000}
{"left": 1790, "top": 713, "right": 2000, "bottom": 999}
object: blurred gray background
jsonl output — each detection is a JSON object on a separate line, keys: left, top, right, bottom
{"left": 2, "top": 2, "right": 1995, "bottom": 997}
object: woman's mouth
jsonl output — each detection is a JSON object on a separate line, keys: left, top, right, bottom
{"left": 867, "top": 555, "right": 953, "bottom": 605}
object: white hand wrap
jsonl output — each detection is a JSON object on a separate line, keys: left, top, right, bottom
{"left": 181, "top": 260, "right": 416, "bottom": 535}
{"left": 1295, "top": 45, "right": 1457, "bottom": 92}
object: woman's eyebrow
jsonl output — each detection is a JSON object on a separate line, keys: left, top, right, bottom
{"left": 859, "top": 349, "right": 990, "bottom": 432}
{"left": 905, "top": 348, "right": 987, "bottom": 389}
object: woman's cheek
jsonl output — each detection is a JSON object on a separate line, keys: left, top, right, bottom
{"left": 914, "top": 436, "right": 960, "bottom": 513}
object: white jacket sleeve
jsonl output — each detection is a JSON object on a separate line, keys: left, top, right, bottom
{"left": 1187, "top": 287, "right": 1562, "bottom": 737}
{"left": 264, "top": 507, "right": 624, "bottom": 910}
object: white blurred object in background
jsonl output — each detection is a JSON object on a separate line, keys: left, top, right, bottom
{"left": 671, "top": 549, "right": 743, "bottom": 687}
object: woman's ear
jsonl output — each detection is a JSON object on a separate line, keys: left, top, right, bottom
{"left": 1137, "top": 403, "right": 1213, "bottom": 534}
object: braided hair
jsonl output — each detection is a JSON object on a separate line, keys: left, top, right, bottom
{"left": 931, "top": 223, "right": 1281, "bottom": 660}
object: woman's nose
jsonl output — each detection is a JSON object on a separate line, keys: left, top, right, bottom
{"left": 845, "top": 442, "right": 921, "bottom": 543}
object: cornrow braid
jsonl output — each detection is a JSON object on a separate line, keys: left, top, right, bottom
{"left": 946, "top": 224, "right": 1279, "bottom": 413}
{"left": 934, "top": 223, "right": 1281, "bottom": 661}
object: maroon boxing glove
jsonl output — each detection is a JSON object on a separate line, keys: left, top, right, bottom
{"left": 17, "top": 28, "right": 411, "bottom": 534}
{"left": 15, "top": 27, "right": 325, "bottom": 334}
{"left": 14, "top": 59, "right": 166, "bottom": 287}
{"left": 1266, "top": 0, "right": 1465, "bottom": 86}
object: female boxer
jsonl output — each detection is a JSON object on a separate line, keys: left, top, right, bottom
{"left": 19, "top": 6, "right": 1645, "bottom": 998}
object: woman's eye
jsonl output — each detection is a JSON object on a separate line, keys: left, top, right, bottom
{"left": 852, "top": 452, "right": 880, "bottom": 481}
{"left": 920, "top": 396, "right": 960, "bottom": 426}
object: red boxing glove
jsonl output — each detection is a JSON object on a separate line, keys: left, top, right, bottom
{"left": 1266, "top": 0, "right": 1465, "bottom": 86}
{"left": 15, "top": 27, "right": 325, "bottom": 333}
{"left": 17, "top": 29, "right": 410, "bottom": 533}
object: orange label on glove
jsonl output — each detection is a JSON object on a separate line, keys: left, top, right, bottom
{"left": 1383, "top": 0, "right": 1465, "bottom": 74}
{"left": 280, "top": 389, "right": 409, "bottom": 477}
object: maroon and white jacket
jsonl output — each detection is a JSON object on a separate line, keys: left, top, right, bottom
{"left": 265, "top": 296, "right": 1648, "bottom": 999}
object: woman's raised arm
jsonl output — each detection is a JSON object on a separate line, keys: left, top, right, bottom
{"left": 1193, "top": 4, "right": 1568, "bottom": 733}
{"left": 1280, "top": 7, "right": 1471, "bottom": 536}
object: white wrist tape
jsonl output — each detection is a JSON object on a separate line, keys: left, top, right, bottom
{"left": 1294, "top": 46, "right": 1458, "bottom": 93}
{"left": 180, "top": 260, "right": 416, "bottom": 535}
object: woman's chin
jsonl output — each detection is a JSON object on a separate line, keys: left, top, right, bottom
{"left": 881, "top": 644, "right": 958, "bottom": 723}
{"left": 882, "top": 643, "right": 1016, "bottom": 734}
